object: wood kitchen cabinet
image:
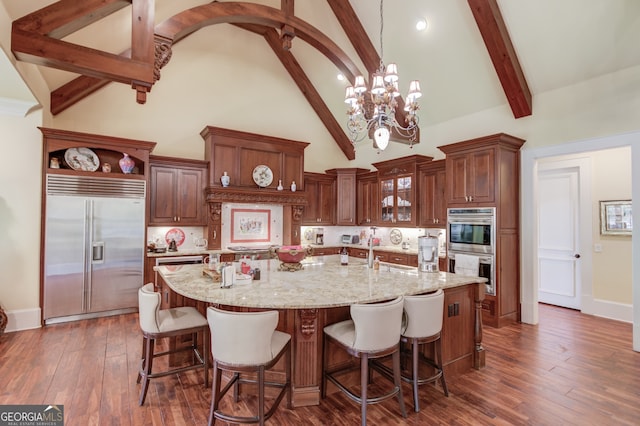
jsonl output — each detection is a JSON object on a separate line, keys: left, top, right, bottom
{"left": 418, "top": 159, "right": 447, "bottom": 227}
{"left": 356, "top": 171, "right": 378, "bottom": 225}
{"left": 149, "top": 155, "right": 208, "bottom": 226}
{"left": 444, "top": 148, "right": 495, "bottom": 205}
{"left": 372, "top": 155, "right": 433, "bottom": 227}
{"left": 439, "top": 134, "right": 525, "bottom": 328}
{"left": 302, "top": 172, "right": 335, "bottom": 225}
{"left": 326, "top": 168, "right": 368, "bottom": 226}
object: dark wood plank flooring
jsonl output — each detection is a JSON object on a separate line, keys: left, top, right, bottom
{"left": 1, "top": 304, "right": 638, "bottom": 425}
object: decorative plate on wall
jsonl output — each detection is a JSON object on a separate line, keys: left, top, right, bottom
{"left": 252, "top": 165, "right": 273, "bottom": 187}
{"left": 390, "top": 228, "right": 403, "bottom": 245}
{"left": 165, "top": 228, "right": 185, "bottom": 246}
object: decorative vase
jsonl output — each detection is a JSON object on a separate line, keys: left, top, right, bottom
{"left": 0, "top": 305, "right": 7, "bottom": 335}
{"left": 221, "top": 171, "right": 230, "bottom": 187}
{"left": 119, "top": 153, "right": 135, "bottom": 174}
{"left": 290, "top": 181, "right": 296, "bottom": 192}
{"left": 277, "top": 179, "right": 284, "bottom": 191}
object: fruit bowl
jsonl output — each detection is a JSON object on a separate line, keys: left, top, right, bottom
{"left": 274, "top": 245, "right": 307, "bottom": 263}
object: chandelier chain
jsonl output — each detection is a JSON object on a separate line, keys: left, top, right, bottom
{"left": 379, "top": 0, "right": 384, "bottom": 71}
{"left": 342, "top": 0, "right": 421, "bottom": 151}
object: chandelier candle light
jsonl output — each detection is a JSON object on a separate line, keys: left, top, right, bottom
{"left": 344, "top": 0, "right": 421, "bottom": 151}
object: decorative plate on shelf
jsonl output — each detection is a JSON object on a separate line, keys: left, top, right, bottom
{"left": 64, "top": 147, "right": 100, "bottom": 172}
{"left": 390, "top": 228, "right": 403, "bottom": 245}
{"left": 252, "top": 165, "right": 273, "bottom": 188}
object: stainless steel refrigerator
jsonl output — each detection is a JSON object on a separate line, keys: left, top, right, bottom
{"left": 44, "top": 175, "right": 146, "bottom": 324}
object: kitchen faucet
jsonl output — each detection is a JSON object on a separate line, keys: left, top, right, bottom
{"left": 368, "top": 226, "right": 377, "bottom": 268}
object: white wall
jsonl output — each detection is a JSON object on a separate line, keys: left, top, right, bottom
{"left": 1, "top": 17, "right": 639, "bottom": 335}
{"left": 0, "top": 112, "right": 43, "bottom": 331}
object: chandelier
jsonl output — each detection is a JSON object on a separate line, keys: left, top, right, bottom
{"left": 344, "top": 0, "right": 421, "bottom": 152}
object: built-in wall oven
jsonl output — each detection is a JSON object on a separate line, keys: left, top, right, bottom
{"left": 447, "top": 207, "right": 495, "bottom": 295}
{"left": 448, "top": 253, "right": 494, "bottom": 295}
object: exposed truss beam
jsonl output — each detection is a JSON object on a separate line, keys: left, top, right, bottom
{"left": 44, "top": 2, "right": 363, "bottom": 159}
{"left": 12, "top": 0, "right": 155, "bottom": 103}
{"left": 467, "top": 0, "right": 532, "bottom": 118}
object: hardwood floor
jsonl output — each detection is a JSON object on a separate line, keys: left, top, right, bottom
{"left": 1, "top": 304, "right": 638, "bottom": 425}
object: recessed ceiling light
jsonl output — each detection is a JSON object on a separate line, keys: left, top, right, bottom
{"left": 416, "top": 18, "right": 428, "bottom": 31}
{"left": 337, "top": 74, "right": 345, "bottom": 81}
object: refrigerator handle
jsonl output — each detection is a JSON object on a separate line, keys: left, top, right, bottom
{"left": 92, "top": 242, "right": 105, "bottom": 264}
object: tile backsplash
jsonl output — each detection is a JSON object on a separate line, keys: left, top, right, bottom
{"left": 301, "top": 225, "right": 446, "bottom": 252}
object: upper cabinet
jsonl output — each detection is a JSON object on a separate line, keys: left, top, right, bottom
{"left": 302, "top": 172, "right": 335, "bottom": 225}
{"left": 327, "top": 168, "right": 368, "bottom": 226}
{"left": 41, "top": 127, "right": 156, "bottom": 181}
{"left": 149, "top": 155, "right": 208, "bottom": 226}
{"left": 439, "top": 134, "right": 525, "bottom": 210}
{"left": 418, "top": 159, "right": 446, "bottom": 227}
{"left": 372, "top": 155, "right": 433, "bottom": 227}
{"left": 356, "top": 171, "right": 378, "bottom": 225}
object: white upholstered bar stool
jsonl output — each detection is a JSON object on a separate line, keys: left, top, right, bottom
{"left": 401, "top": 289, "right": 448, "bottom": 412}
{"left": 136, "top": 283, "right": 209, "bottom": 406}
{"left": 322, "top": 296, "right": 407, "bottom": 426}
{"left": 206, "top": 307, "right": 292, "bottom": 426}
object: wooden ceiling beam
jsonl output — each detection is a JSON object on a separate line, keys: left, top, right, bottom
{"left": 261, "top": 26, "right": 355, "bottom": 160}
{"left": 12, "top": 0, "right": 155, "bottom": 103}
{"left": 467, "top": 0, "right": 532, "bottom": 118}
{"left": 13, "top": 0, "right": 130, "bottom": 39}
{"left": 233, "top": 22, "right": 355, "bottom": 160}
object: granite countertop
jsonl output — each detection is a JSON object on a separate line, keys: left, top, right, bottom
{"left": 308, "top": 243, "right": 418, "bottom": 254}
{"left": 147, "top": 244, "right": 423, "bottom": 258}
{"left": 147, "top": 249, "right": 234, "bottom": 258}
{"left": 155, "top": 255, "right": 485, "bottom": 309}
{"left": 309, "top": 244, "right": 447, "bottom": 258}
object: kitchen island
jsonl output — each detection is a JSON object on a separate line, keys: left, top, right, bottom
{"left": 155, "top": 255, "right": 486, "bottom": 407}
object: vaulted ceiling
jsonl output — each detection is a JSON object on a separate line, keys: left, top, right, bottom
{"left": 3, "top": 0, "right": 640, "bottom": 160}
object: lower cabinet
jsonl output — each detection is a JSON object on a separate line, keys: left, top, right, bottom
{"left": 441, "top": 284, "right": 476, "bottom": 374}
{"left": 311, "top": 246, "right": 340, "bottom": 256}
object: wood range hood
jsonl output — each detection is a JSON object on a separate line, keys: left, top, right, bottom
{"left": 201, "top": 126, "right": 309, "bottom": 249}
{"left": 204, "top": 186, "right": 308, "bottom": 207}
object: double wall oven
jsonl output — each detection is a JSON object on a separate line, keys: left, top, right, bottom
{"left": 447, "top": 207, "right": 495, "bottom": 295}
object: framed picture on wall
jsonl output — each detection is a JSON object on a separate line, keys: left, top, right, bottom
{"left": 230, "top": 208, "right": 271, "bottom": 243}
{"left": 600, "top": 200, "right": 632, "bottom": 235}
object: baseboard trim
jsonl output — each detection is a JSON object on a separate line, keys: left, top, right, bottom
{"left": 4, "top": 308, "right": 41, "bottom": 332}
{"left": 582, "top": 297, "right": 632, "bottom": 323}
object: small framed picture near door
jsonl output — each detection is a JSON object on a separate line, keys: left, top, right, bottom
{"left": 600, "top": 200, "right": 632, "bottom": 235}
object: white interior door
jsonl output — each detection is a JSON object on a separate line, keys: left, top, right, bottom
{"left": 537, "top": 164, "right": 582, "bottom": 309}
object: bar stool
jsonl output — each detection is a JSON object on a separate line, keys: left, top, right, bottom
{"left": 136, "top": 283, "right": 209, "bottom": 406}
{"left": 206, "top": 307, "right": 292, "bottom": 426}
{"left": 401, "top": 289, "right": 448, "bottom": 412}
{"left": 322, "top": 296, "right": 407, "bottom": 426}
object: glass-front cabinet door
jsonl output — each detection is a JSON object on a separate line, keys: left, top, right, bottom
{"left": 396, "top": 176, "right": 412, "bottom": 222}
{"left": 379, "top": 175, "right": 413, "bottom": 224}
{"left": 380, "top": 178, "right": 394, "bottom": 222}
